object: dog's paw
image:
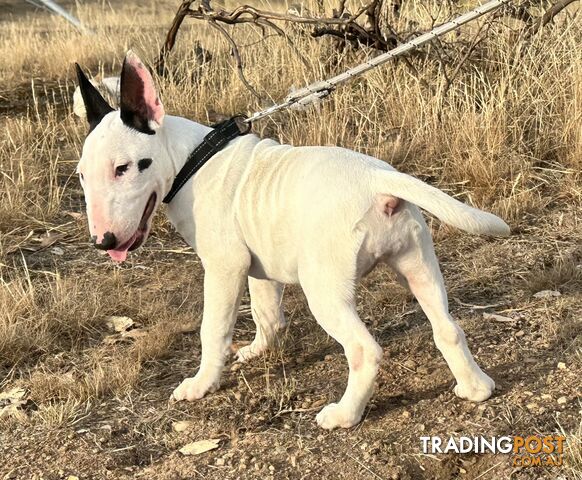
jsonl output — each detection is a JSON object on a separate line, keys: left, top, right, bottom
{"left": 171, "top": 375, "right": 219, "bottom": 402}
{"left": 235, "top": 341, "right": 268, "bottom": 363}
{"left": 316, "top": 403, "right": 360, "bottom": 430}
{"left": 454, "top": 373, "right": 495, "bottom": 402}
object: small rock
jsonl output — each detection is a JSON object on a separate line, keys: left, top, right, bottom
{"left": 311, "top": 399, "right": 327, "bottom": 408}
{"left": 526, "top": 403, "right": 539, "bottom": 410}
{"left": 403, "top": 359, "right": 417, "bottom": 370}
{"left": 515, "top": 330, "right": 525, "bottom": 337}
{"left": 541, "top": 394, "right": 552, "bottom": 400}
{"left": 459, "top": 467, "right": 467, "bottom": 474}
{"left": 557, "top": 396, "right": 567, "bottom": 405}
{"left": 216, "top": 458, "right": 225, "bottom": 466}
{"left": 533, "top": 290, "right": 561, "bottom": 299}
{"left": 483, "top": 312, "right": 515, "bottom": 322}
{"left": 105, "top": 316, "right": 134, "bottom": 333}
{"left": 51, "top": 247, "right": 64, "bottom": 255}
{"left": 230, "top": 363, "right": 242, "bottom": 372}
{"left": 268, "top": 465, "right": 275, "bottom": 473}
{"left": 179, "top": 439, "right": 221, "bottom": 456}
{"left": 324, "top": 354, "right": 333, "bottom": 361}
{"left": 401, "top": 410, "right": 410, "bottom": 418}
{"left": 172, "top": 421, "right": 193, "bottom": 433}
{"left": 557, "top": 362, "right": 567, "bottom": 370}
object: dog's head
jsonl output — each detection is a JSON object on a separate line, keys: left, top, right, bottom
{"left": 76, "top": 51, "right": 168, "bottom": 262}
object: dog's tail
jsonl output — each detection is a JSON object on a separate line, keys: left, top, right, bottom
{"left": 374, "top": 170, "right": 510, "bottom": 236}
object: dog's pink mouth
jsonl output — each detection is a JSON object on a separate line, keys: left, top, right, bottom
{"left": 107, "top": 192, "right": 157, "bottom": 262}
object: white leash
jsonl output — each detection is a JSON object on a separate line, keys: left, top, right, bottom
{"left": 244, "top": 0, "right": 510, "bottom": 124}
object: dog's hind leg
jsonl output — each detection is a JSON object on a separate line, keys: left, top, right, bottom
{"left": 236, "top": 278, "right": 286, "bottom": 362}
{"left": 389, "top": 223, "right": 495, "bottom": 402}
{"left": 299, "top": 263, "right": 383, "bottom": 429}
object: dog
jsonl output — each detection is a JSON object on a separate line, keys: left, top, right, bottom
{"left": 74, "top": 51, "right": 509, "bottom": 429}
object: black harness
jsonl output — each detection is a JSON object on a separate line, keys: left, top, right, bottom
{"left": 162, "top": 116, "right": 251, "bottom": 204}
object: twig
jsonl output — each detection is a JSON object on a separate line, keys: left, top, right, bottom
{"left": 346, "top": 453, "right": 384, "bottom": 480}
{"left": 452, "top": 297, "right": 506, "bottom": 310}
{"left": 473, "top": 461, "right": 502, "bottom": 479}
{"left": 208, "top": 20, "right": 263, "bottom": 100}
{"left": 272, "top": 406, "right": 321, "bottom": 417}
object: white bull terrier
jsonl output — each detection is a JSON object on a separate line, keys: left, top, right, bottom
{"left": 74, "top": 51, "right": 509, "bottom": 429}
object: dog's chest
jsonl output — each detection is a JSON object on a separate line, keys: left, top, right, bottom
{"left": 166, "top": 200, "right": 197, "bottom": 250}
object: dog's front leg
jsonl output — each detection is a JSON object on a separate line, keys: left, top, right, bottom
{"left": 172, "top": 261, "right": 248, "bottom": 401}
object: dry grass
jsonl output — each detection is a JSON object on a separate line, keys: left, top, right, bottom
{"left": 0, "top": 0, "right": 580, "bottom": 478}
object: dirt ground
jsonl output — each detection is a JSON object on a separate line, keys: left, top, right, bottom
{"left": 0, "top": 1, "right": 581, "bottom": 479}
{"left": 2, "top": 206, "right": 581, "bottom": 480}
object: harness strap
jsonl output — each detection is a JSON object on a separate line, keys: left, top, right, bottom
{"left": 163, "top": 116, "right": 251, "bottom": 204}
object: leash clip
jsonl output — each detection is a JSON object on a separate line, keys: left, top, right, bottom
{"left": 233, "top": 114, "right": 252, "bottom": 134}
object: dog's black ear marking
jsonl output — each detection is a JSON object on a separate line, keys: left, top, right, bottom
{"left": 138, "top": 158, "right": 152, "bottom": 172}
{"left": 75, "top": 63, "right": 114, "bottom": 132}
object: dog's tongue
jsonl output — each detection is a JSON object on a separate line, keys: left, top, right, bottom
{"left": 107, "top": 248, "right": 129, "bottom": 262}
{"left": 106, "top": 232, "right": 137, "bottom": 262}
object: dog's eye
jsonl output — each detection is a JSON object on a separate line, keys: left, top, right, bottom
{"left": 115, "top": 164, "right": 129, "bottom": 177}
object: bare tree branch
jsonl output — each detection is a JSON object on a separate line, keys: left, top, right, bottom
{"left": 156, "top": 0, "right": 195, "bottom": 75}
{"left": 526, "top": 0, "right": 579, "bottom": 36}
{"left": 208, "top": 20, "right": 263, "bottom": 100}
{"left": 155, "top": 0, "right": 581, "bottom": 97}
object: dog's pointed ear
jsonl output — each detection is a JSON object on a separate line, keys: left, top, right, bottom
{"left": 119, "top": 50, "right": 164, "bottom": 135}
{"left": 75, "top": 63, "right": 114, "bottom": 131}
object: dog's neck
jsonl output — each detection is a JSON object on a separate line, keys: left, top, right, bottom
{"left": 159, "top": 115, "right": 213, "bottom": 182}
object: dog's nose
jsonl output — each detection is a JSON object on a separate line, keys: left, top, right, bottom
{"left": 92, "top": 231, "right": 117, "bottom": 250}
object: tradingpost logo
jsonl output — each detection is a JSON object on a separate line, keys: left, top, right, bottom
{"left": 420, "top": 435, "right": 566, "bottom": 467}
